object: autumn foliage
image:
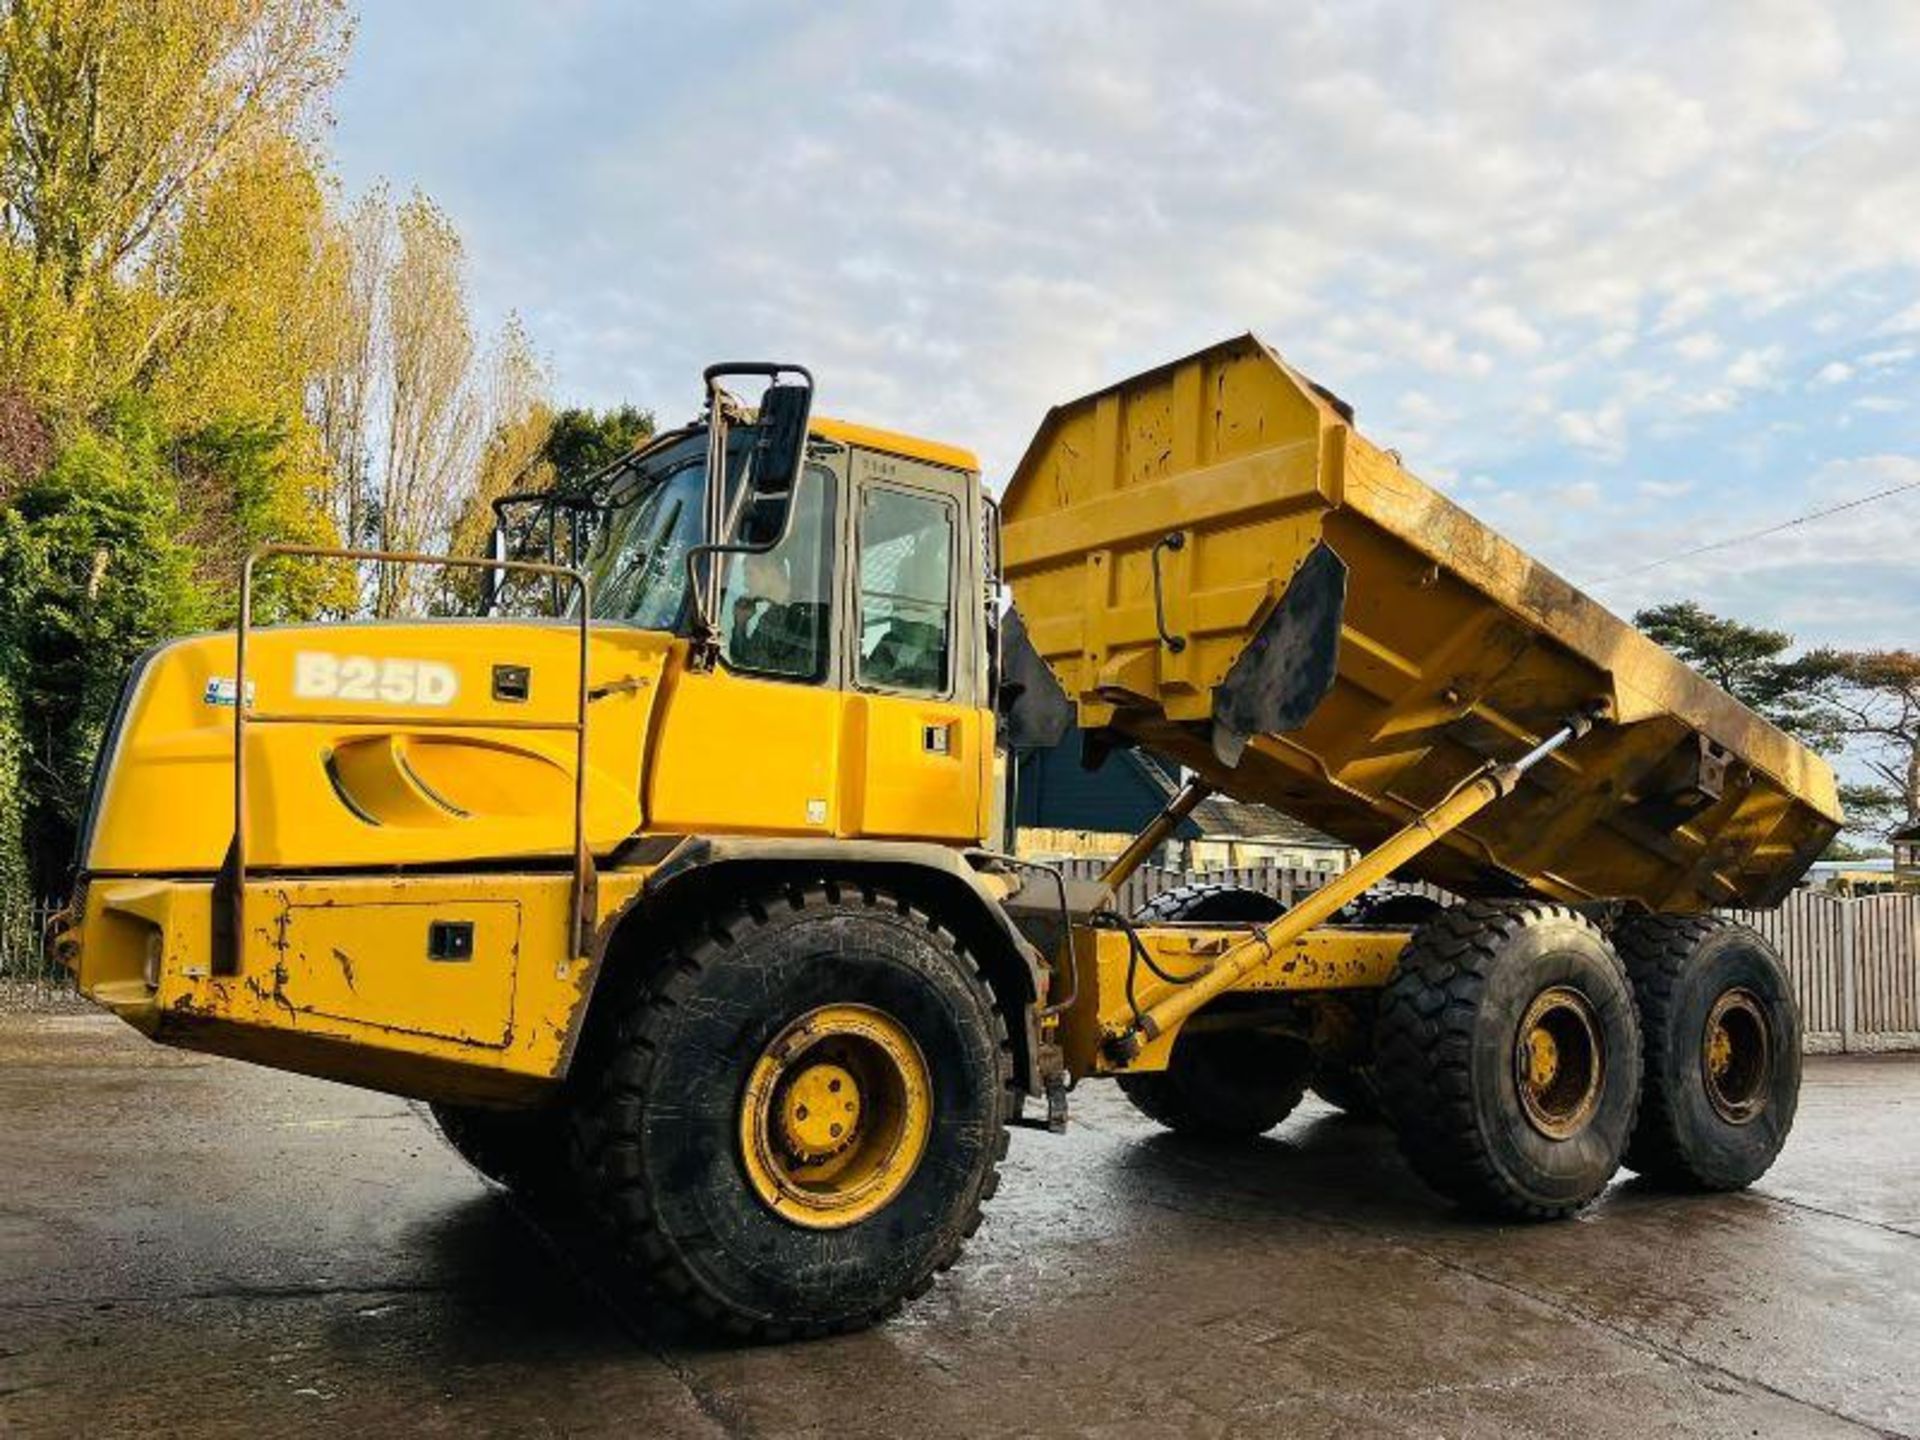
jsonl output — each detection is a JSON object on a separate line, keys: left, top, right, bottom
{"left": 0, "top": 2, "right": 648, "bottom": 904}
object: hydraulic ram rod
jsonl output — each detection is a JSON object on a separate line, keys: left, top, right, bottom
{"left": 1092, "top": 776, "right": 1214, "bottom": 911}
{"left": 1104, "top": 709, "right": 1600, "bottom": 1063}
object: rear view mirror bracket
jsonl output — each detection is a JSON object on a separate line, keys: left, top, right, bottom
{"left": 684, "top": 362, "right": 815, "bottom": 666}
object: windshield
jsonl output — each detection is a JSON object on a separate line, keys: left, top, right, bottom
{"left": 584, "top": 433, "right": 708, "bottom": 626}
{"left": 582, "top": 423, "right": 786, "bottom": 627}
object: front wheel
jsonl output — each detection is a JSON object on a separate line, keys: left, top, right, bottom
{"left": 569, "top": 882, "right": 1013, "bottom": 1339}
{"left": 1614, "top": 915, "right": 1800, "bottom": 1191}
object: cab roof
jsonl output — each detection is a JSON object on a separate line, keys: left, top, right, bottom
{"left": 813, "top": 415, "right": 978, "bottom": 474}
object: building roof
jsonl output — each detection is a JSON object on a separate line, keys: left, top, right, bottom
{"left": 1189, "top": 793, "right": 1349, "bottom": 848}
{"left": 1135, "top": 753, "right": 1348, "bottom": 850}
{"left": 1891, "top": 821, "right": 1920, "bottom": 843}
{"left": 1013, "top": 736, "right": 1348, "bottom": 851}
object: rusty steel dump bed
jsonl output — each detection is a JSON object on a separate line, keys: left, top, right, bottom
{"left": 999, "top": 335, "right": 1840, "bottom": 912}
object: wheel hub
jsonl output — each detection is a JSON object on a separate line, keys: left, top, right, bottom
{"left": 739, "top": 1004, "right": 931, "bottom": 1230}
{"left": 776, "top": 1060, "right": 862, "bottom": 1162}
{"left": 1515, "top": 986, "right": 1605, "bottom": 1140}
{"left": 1702, "top": 987, "right": 1771, "bottom": 1125}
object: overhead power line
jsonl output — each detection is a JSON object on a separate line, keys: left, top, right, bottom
{"left": 1588, "top": 473, "right": 1920, "bottom": 588}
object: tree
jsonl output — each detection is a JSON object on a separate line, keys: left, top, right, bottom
{"left": 0, "top": 0, "right": 350, "bottom": 398}
{"left": 1634, "top": 601, "right": 1825, "bottom": 741}
{"left": 450, "top": 314, "right": 554, "bottom": 557}
{"left": 544, "top": 404, "right": 654, "bottom": 495}
{"left": 1638, "top": 601, "right": 1920, "bottom": 838}
{"left": 0, "top": 400, "right": 208, "bottom": 896}
{"left": 375, "top": 191, "right": 478, "bottom": 614}
{"left": 1796, "top": 649, "right": 1920, "bottom": 828}
{"left": 308, "top": 184, "right": 389, "bottom": 558}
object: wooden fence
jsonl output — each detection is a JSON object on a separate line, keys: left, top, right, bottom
{"left": 1053, "top": 859, "right": 1920, "bottom": 1053}
{"left": 5, "top": 877, "right": 1917, "bottom": 1050}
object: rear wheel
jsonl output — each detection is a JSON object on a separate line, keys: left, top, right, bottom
{"left": 1135, "top": 881, "right": 1283, "bottom": 925}
{"left": 1130, "top": 882, "right": 1373, "bottom": 1126}
{"left": 1117, "top": 1027, "right": 1315, "bottom": 1138}
{"left": 1373, "top": 901, "right": 1641, "bottom": 1219}
{"left": 568, "top": 882, "right": 1012, "bottom": 1339}
{"left": 1614, "top": 915, "right": 1800, "bottom": 1191}
{"left": 1338, "top": 892, "right": 1447, "bottom": 930}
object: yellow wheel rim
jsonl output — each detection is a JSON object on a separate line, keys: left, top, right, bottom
{"left": 1702, "top": 987, "right": 1771, "bottom": 1125}
{"left": 739, "top": 1004, "right": 932, "bottom": 1230}
{"left": 1515, "top": 986, "right": 1605, "bottom": 1140}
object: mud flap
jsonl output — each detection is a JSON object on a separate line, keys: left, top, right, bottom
{"left": 1211, "top": 543, "right": 1347, "bottom": 767}
{"left": 998, "top": 606, "right": 1076, "bottom": 752}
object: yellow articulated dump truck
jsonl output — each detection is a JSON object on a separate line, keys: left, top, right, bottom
{"left": 59, "top": 338, "right": 1840, "bottom": 1338}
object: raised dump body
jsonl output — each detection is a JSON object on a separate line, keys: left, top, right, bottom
{"left": 1000, "top": 334, "right": 1840, "bottom": 911}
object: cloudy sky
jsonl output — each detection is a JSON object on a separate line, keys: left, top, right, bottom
{"left": 332, "top": 0, "right": 1920, "bottom": 650}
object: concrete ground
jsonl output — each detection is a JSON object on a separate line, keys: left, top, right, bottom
{"left": 1, "top": 1014, "right": 1915, "bottom": 1439}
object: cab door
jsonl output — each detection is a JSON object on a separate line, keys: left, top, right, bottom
{"left": 645, "top": 458, "right": 851, "bottom": 837}
{"left": 841, "top": 451, "right": 988, "bottom": 843}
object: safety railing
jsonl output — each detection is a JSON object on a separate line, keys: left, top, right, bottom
{"left": 213, "top": 544, "right": 594, "bottom": 977}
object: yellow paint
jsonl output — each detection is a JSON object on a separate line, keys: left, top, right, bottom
{"left": 70, "top": 414, "right": 993, "bottom": 1104}
{"left": 647, "top": 665, "right": 850, "bottom": 835}
{"left": 1121, "top": 760, "right": 1515, "bottom": 1051}
{"left": 85, "top": 622, "right": 669, "bottom": 874}
{"left": 646, "top": 666, "right": 990, "bottom": 842}
{"left": 813, "top": 415, "right": 978, "bottom": 474}
{"left": 74, "top": 868, "right": 649, "bottom": 1103}
{"left": 1057, "top": 925, "right": 1410, "bottom": 1077}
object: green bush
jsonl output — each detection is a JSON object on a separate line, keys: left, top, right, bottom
{"left": 0, "top": 399, "right": 209, "bottom": 895}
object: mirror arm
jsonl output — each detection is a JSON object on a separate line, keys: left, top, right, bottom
{"left": 684, "top": 363, "right": 814, "bottom": 668}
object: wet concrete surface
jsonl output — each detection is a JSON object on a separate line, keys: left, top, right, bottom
{"left": 1, "top": 1013, "right": 1915, "bottom": 1439}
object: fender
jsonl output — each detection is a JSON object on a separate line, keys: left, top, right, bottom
{"left": 572, "top": 834, "right": 1053, "bottom": 1096}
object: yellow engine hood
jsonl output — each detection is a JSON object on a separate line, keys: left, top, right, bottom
{"left": 82, "top": 620, "right": 671, "bottom": 875}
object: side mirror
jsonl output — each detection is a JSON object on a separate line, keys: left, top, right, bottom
{"left": 738, "top": 379, "right": 813, "bottom": 546}
{"left": 479, "top": 523, "right": 508, "bottom": 615}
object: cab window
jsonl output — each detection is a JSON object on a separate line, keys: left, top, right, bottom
{"left": 718, "top": 463, "right": 837, "bottom": 681}
{"left": 857, "top": 488, "right": 954, "bottom": 694}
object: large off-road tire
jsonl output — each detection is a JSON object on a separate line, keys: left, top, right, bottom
{"left": 1117, "top": 1029, "right": 1315, "bottom": 1138}
{"left": 1339, "top": 892, "right": 1448, "bottom": 930}
{"left": 1134, "top": 881, "right": 1284, "bottom": 924}
{"left": 568, "top": 881, "right": 1013, "bottom": 1340}
{"left": 1131, "top": 882, "right": 1377, "bottom": 1125}
{"left": 1613, "top": 915, "right": 1801, "bottom": 1191}
{"left": 1374, "top": 900, "right": 1641, "bottom": 1219}
{"left": 428, "top": 1101, "right": 569, "bottom": 1196}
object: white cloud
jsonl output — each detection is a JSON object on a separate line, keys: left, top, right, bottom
{"left": 1636, "top": 478, "right": 1694, "bottom": 499}
{"left": 1725, "top": 345, "right": 1785, "bottom": 390}
{"left": 1811, "top": 360, "right": 1854, "bottom": 386}
{"left": 1675, "top": 332, "right": 1724, "bottom": 362}
{"left": 326, "top": 2, "right": 1920, "bottom": 647}
{"left": 1465, "top": 303, "right": 1546, "bottom": 355}
{"left": 1875, "top": 302, "right": 1920, "bottom": 335}
{"left": 1556, "top": 403, "right": 1627, "bottom": 458}
{"left": 1858, "top": 345, "right": 1914, "bottom": 369}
